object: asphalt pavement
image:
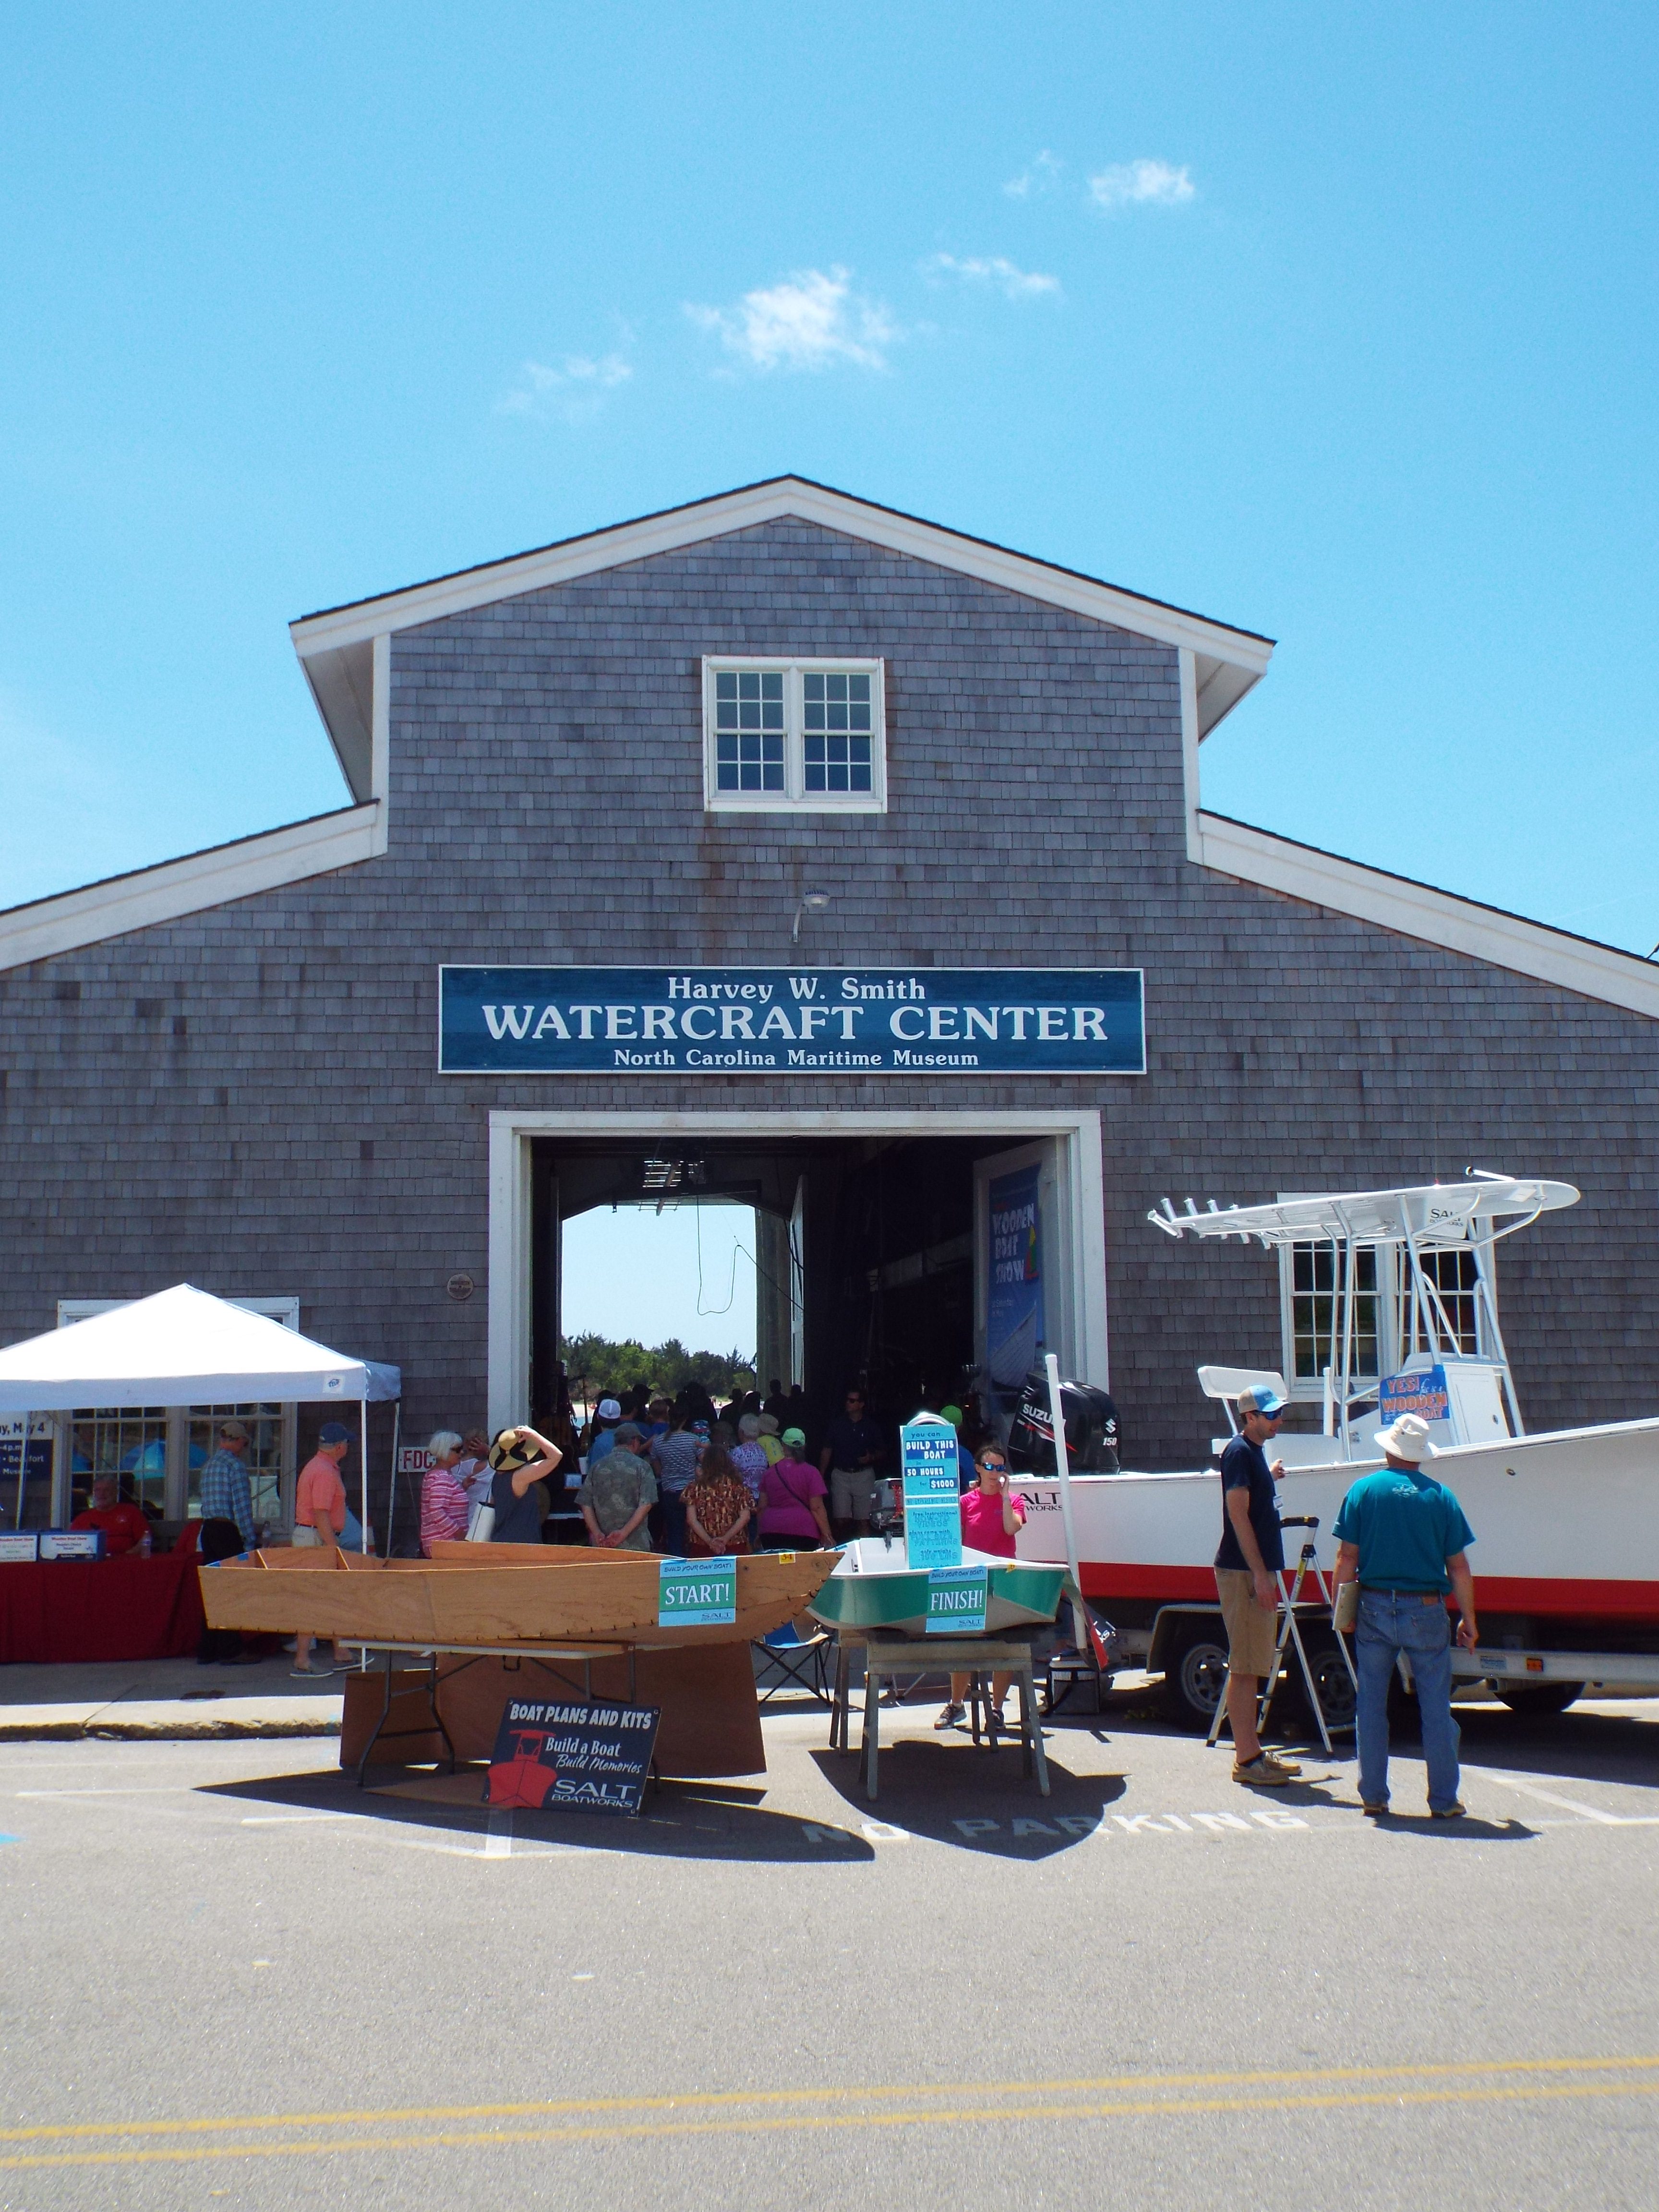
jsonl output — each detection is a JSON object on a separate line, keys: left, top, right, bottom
{"left": 0, "top": 1679, "right": 1656, "bottom": 2212}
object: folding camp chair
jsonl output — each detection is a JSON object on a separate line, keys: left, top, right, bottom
{"left": 753, "top": 1621, "right": 832, "bottom": 1708}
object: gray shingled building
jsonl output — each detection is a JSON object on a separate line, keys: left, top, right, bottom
{"left": 2, "top": 478, "right": 1655, "bottom": 1540}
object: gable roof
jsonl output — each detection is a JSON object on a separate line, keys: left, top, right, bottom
{"left": 4, "top": 480, "right": 1656, "bottom": 1029}
{"left": 289, "top": 476, "right": 1276, "bottom": 802}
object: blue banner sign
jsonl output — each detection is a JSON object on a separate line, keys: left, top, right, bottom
{"left": 439, "top": 966, "right": 1145, "bottom": 1076}
{"left": 986, "top": 1163, "right": 1045, "bottom": 1392}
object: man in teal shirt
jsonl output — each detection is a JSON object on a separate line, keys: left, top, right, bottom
{"left": 1333, "top": 1412, "right": 1478, "bottom": 1818}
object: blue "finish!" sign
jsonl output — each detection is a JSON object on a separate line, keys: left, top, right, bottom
{"left": 439, "top": 967, "right": 1145, "bottom": 1077}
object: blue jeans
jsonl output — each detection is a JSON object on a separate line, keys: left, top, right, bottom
{"left": 1356, "top": 1589, "right": 1461, "bottom": 1812}
{"left": 657, "top": 1491, "right": 688, "bottom": 1558}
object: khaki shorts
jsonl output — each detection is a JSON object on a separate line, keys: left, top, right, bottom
{"left": 1215, "top": 1567, "right": 1279, "bottom": 1678}
{"left": 829, "top": 1467, "right": 876, "bottom": 1521}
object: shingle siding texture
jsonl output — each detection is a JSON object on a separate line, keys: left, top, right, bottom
{"left": 2, "top": 516, "right": 1655, "bottom": 1469}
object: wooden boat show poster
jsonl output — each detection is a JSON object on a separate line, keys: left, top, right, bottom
{"left": 485, "top": 1699, "right": 661, "bottom": 1817}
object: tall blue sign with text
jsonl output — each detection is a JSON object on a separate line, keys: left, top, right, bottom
{"left": 439, "top": 967, "right": 1145, "bottom": 1077}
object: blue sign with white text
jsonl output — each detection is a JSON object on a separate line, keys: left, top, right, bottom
{"left": 439, "top": 967, "right": 1145, "bottom": 1076}
{"left": 902, "top": 1417, "right": 964, "bottom": 1572}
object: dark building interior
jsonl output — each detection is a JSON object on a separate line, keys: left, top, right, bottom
{"left": 530, "top": 1134, "right": 1045, "bottom": 1432}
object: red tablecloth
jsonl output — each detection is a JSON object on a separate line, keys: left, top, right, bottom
{"left": 0, "top": 1554, "right": 206, "bottom": 1664}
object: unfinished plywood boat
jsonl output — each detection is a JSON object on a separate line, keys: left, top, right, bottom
{"left": 199, "top": 1542, "right": 840, "bottom": 1650}
{"left": 807, "top": 1537, "right": 1069, "bottom": 1639}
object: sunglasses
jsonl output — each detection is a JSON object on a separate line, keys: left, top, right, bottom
{"left": 980, "top": 1460, "right": 1008, "bottom": 1473}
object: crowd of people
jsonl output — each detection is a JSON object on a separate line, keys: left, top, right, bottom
{"left": 415, "top": 1379, "right": 1002, "bottom": 1565}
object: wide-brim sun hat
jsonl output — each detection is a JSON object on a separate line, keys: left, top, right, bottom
{"left": 1373, "top": 1413, "right": 1433, "bottom": 1463}
{"left": 488, "top": 1428, "right": 539, "bottom": 1474}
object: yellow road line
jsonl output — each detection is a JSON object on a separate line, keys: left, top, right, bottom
{"left": 1, "top": 2060, "right": 1657, "bottom": 2165}
{"left": 4, "top": 2081, "right": 1659, "bottom": 2171}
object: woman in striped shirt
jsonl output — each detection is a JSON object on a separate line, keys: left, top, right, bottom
{"left": 420, "top": 1431, "right": 471, "bottom": 1555}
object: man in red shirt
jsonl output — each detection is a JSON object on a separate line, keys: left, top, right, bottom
{"left": 72, "top": 1476, "right": 151, "bottom": 1557}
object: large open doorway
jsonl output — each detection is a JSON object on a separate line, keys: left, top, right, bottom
{"left": 488, "top": 1110, "right": 1107, "bottom": 1435}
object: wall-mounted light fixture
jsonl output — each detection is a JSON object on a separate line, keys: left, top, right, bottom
{"left": 792, "top": 890, "right": 831, "bottom": 943}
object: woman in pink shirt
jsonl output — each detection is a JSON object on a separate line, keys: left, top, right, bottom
{"left": 757, "top": 1429, "right": 833, "bottom": 1550}
{"left": 420, "top": 1431, "right": 470, "bottom": 1555}
{"left": 936, "top": 1440, "right": 1025, "bottom": 1733}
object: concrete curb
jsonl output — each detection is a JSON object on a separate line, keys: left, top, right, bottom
{"left": 0, "top": 1699, "right": 344, "bottom": 1743}
{"left": 0, "top": 1718, "right": 342, "bottom": 1743}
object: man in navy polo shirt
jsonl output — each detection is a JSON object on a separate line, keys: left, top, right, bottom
{"left": 1215, "top": 1383, "right": 1300, "bottom": 1787}
{"left": 1333, "top": 1412, "right": 1478, "bottom": 1818}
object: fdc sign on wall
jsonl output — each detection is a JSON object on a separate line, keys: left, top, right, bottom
{"left": 439, "top": 967, "right": 1145, "bottom": 1076}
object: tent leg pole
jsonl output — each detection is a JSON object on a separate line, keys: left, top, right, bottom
{"left": 360, "top": 1399, "right": 369, "bottom": 1554}
{"left": 14, "top": 1410, "right": 29, "bottom": 1530}
{"left": 385, "top": 1400, "right": 401, "bottom": 1555}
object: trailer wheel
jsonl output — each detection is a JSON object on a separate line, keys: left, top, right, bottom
{"left": 1495, "top": 1681, "right": 1582, "bottom": 1716}
{"left": 1165, "top": 1630, "right": 1230, "bottom": 1729}
{"left": 1294, "top": 1637, "right": 1358, "bottom": 1732}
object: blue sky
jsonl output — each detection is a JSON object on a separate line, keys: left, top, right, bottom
{"left": 563, "top": 1207, "right": 757, "bottom": 1362}
{"left": 3, "top": 5, "right": 1657, "bottom": 948}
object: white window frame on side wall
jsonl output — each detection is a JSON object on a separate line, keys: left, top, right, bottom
{"left": 1276, "top": 1240, "right": 1491, "bottom": 1405}
{"left": 51, "top": 1298, "right": 300, "bottom": 1527}
{"left": 701, "top": 656, "right": 888, "bottom": 814}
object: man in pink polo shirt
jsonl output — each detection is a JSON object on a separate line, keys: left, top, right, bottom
{"left": 291, "top": 1421, "right": 350, "bottom": 1676}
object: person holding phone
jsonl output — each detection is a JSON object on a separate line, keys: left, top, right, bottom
{"left": 936, "top": 1442, "right": 1025, "bottom": 1731}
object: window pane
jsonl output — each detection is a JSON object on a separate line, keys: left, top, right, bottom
{"left": 1290, "top": 1245, "right": 1379, "bottom": 1381}
{"left": 1412, "top": 1249, "right": 1479, "bottom": 1356}
{"left": 720, "top": 732, "right": 783, "bottom": 792}
{"left": 805, "top": 733, "right": 872, "bottom": 794}
{"left": 69, "top": 1409, "right": 169, "bottom": 1523}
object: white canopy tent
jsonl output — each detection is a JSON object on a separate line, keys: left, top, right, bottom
{"left": 0, "top": 1285, "right": 401, "bottom": 1545}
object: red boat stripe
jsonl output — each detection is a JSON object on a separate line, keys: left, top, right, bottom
{"left": 1077, "top": 1563, "right": 1659, "bottom": 1622}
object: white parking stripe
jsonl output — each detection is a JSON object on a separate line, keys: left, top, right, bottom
{"left": 1481, "top": 1774, "right": 1659, "bottom": 1826}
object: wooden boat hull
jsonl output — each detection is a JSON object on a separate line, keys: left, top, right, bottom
{"left": 199, "top": 1543, "right": 840, "bottom": 1648}
{"left": 807, "top": 1540, "right": 1068, "bottom": 1639}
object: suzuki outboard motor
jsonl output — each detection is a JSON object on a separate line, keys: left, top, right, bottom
{"left": 1006, "top": 1371, "right": 1120, "bottom": 1475}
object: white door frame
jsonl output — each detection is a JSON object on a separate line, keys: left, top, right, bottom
{"left": 487, "top": 1108, "right": 1109, "bottom": 1433}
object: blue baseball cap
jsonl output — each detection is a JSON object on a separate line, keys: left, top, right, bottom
{"left": 1238, "top": 1386, "right": 1286, "bottom": 1419}
{"left": 318, "top": 1420, "right": 351, "bottom": 1444}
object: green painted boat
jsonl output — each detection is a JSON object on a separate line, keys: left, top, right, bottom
{"left": 806, "top": 1538, "right": 1068, "bottom": 1639}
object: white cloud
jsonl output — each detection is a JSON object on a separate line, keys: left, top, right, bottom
{"left": 1087, "top": 158, "right": 1196, "bottom": 212}
{"left": 497, "top": 352, "right": 633, "bottom": 422}
{"left": 923, "top": 253, "right": 1060, "bottom": 301}
{"left": 686, "top": 266, "right": 895, "bottom": 373}
{"left": 1004, "top": 150, "right": 1063, "bottom": 200}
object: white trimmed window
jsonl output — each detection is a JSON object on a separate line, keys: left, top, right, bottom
{"left": 701, "top": 657, "right": 887, "bottom": 812}
{"left": 1276, "top": 1242, "right": 1486, "bottom": 1400}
